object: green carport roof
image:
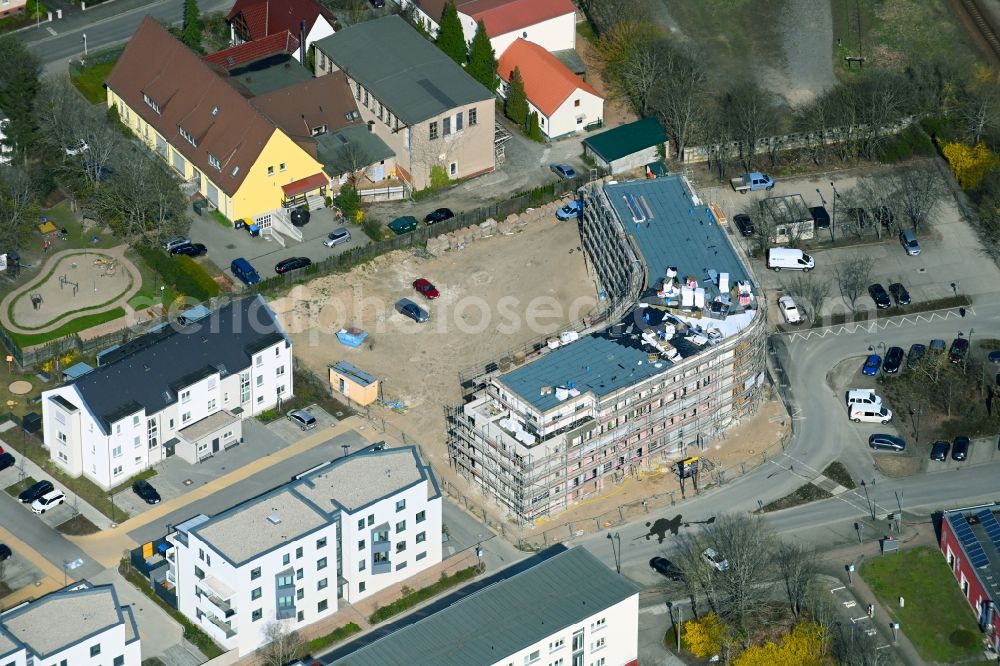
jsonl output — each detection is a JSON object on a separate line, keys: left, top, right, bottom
{"left": 583, "top": 117, "right": 668, "bottom": 163}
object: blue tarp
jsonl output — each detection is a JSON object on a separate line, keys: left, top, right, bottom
{"left": 62, "top": 362, "right": 93, "bottom": 380}
{"left": 337, "top": 328, "right": 368, "bottom": 348}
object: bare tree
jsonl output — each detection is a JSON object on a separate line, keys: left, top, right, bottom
{"left": 889, "top": 166, "right": 943, "bottom": 232}
{"left": 852, "top": 71, "right": 908, "bottom": 161}
{"left": 784, "top": 273, "right": 830, "bottom": 323}
{"left": 723, "top": 83, "right": 778, "bottom": 173}
{"left": 259, "top": 620, "right": 304, "bottom": 666}
{"left": 835, "top": 256, "right": 874, "bottom": 312}
{"left": 0, "top": 165, "right": 38, "bottom": 251}
{"left": 578, "top": 0, "right": 649, "bottom": 34}
{"left": 672, "top": 530, "right": 719, "bottom": 619}
{"left": 794, "top": 89, "right": 846, "bottom": 166}
{"left": 774, "top": 541, "right": 819, "bottom": 617}
{"left": 650, "top": 43, "right": 708, "bottom": 162}
{"left": 854, "top": 175, "right": 899, "bottom": 238}
{"left": 616, "top": 40, "right": 668, "bottom": 116}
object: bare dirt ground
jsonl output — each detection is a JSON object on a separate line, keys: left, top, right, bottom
{"left": 575, "top": 35, "right": 636, "bottom": 129}
{"left": 272, "top": 204, "right": 599, "bottom": 472}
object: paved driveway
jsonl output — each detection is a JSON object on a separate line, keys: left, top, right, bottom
{"left": 267, "top": 404, "right": 340, "bottom": 444}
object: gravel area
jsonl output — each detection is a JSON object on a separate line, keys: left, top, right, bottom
{"left": 758, "top": 0, "right": 837, "bottom": 107}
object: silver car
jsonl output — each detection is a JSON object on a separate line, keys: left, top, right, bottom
{"left": 324, "top": 227, "right": 351, "bottom": 248}
{"left": 287, "top": 409, "right": 317, "bottom": 430}
{"left": 164, "top": 236, "right": 192, "bottom": 252}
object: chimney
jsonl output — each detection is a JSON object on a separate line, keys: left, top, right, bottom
{"left": 300, "top": 18, "right": 307, "bottom": 64}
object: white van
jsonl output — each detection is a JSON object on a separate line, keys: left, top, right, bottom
{"left": 767, "top": 248, "right": 814, "bottom": 271}
{"left": 850, "top": 405, "right": 893, "bottom": 424}
{"left": 846, "top": 389, "right": 882, "bottom": 409}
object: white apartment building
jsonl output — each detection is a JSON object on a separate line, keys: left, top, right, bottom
{"left": 328, "top": 546, "right": 639, "bottom": 666}
{"left": 0, "top": 580, "right": 141, "bottom": 666}
{"left": 41, "top": 296, "right": 293, "bottom": 490}
{"left": 163, "top": 446, "right": 443, "bottom": 656}
{"left": 0, "top": 108, "right": 11, "bottom": 165}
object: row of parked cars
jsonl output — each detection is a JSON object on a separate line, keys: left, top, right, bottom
{"left": 862, "top": 337, "right": 970, "bottom": 376}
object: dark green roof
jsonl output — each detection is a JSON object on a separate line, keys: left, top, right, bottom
{"left": 316, "top": 126, "right": 394, "bottom": 177}
{"left": 583, "top": 117, "right": 667, "bottom": 163}
{"left": 330, "top": 547, "right": 639, "bottom": 666}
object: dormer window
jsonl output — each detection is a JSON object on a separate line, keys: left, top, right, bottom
{"left": 208, "top": 154, "right": 221, "bottom": 171}
{"left": 178, "top": 127, "right": 197, "bottom": 148}
{"left": 142, "top": 93, "right": 161, "bottom": 115}
{"left": 311, "top": 125, "right": 328, "bottom": 136}
{"left": 231, "top": 165, "right": 240, "bottom": 177}
{"left": 211, "top": 106, "right": 220, "bottom": 117}
{"left": 344, "top": 111, "right": 360, "bottom": 121}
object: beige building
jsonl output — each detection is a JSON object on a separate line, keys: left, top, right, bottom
{"left": 314, "top": 15, "right": 495, "bottom": 190}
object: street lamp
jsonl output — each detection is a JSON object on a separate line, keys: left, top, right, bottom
{"left": 83, "top": 33, "right": 88, "bottom": 57}
{"left": 606, "top": 532, "right": 621, "bottom": 574}
{"left": 909, "top": 406, "right": 923, "bottom": 444}
{"left": 830, "top": 181, "right": 839, "bottom": 239}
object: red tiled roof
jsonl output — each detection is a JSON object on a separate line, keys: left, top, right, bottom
{"left": 202, "top": 30, "right": 300, "bottom": 70}
{"left": 281, "top": 172, "right": 327, "bottom": 195}
{"left": 105, "top": 17, "right": 281, "bottom": 197}
{"left": 227, "top": 0, "right": 334, "bottom": 41}
{"left": 462, "top": 0, "right": 575, "bottom": 37}
{"left": 498, "top": 39, "right": 601, "bottom": 117}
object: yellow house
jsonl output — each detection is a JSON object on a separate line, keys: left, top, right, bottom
{"left": 329, "top": 361, "right": 379, "bottom": 406}
{"left": 104, "top": 16, "right": 328, "bottom": 221}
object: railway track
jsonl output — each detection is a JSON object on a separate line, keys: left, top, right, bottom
{"left": 958, "top": 0, "right": 1000, "bottom": 62}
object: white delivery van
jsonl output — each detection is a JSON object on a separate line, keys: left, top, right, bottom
{"left": 767, "top": 248, "right": 814, "bottom": 271}
{"left": 846, "top": 389, "right": 882, "bottom": 410}
{"left": 850, "top": 404, "right": 893, "bottom": 424}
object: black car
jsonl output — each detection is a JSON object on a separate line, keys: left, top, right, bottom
{"left": 132, "top": 479, "right": 161, "bottom": 505}
{"left": 989, "top": 350, "right": 1000, "bottom": 365}
{"left": 649, "top": 556, "right": 683, "bottom": 580}
{"left": 290, "top": 207, "right": 311, "bottom": 227}
{"left": 733, "top": 214, "right": 754, "bottom": 237}
{"left": 275, "top": 257, "right": 312, "bottom": 274}
{"left": 424, "top": 208, "right": 454, "bottom": 225}
{"left": 809, "top": 206, "right": 830, "bottom": 229}
{"left": 170, "top": 243, "right": 207, "bottom": 257}
{"left": 952, "top": 436, "right": 970, "bottom": 461}
{"left": 0, "top": 452, "right": 14, "bottom": 471}
{"left": 869, "top": 434, "right": 906, "bottom": 451}
{"left": 888, "top": 282, "right": 910, "bottom": 306}
{"left": 0, "top": 544, "right": 10, "bottom": 561}
{"left": 18, "top": 479, "right": 54, "bottom": 504}
{"left": 949, "top": 337, "right": 970, "bottom": 364}
{"left": 906, "top": 343, "right": 926, "bottom": 370}
{"left": 883, "top": 346, "right": 904, "bottom": 374}
{"left": 930, "top": 440, "right": 950, "bottom": 461}
{"left": 868, "top": 283, "right": 891, "bottom": 309}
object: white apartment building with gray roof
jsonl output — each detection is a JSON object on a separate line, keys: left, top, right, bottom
{"left": 164, "top": 446, "right": 442, "bottom": 656}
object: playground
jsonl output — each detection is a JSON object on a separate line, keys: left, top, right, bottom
{"left": 0, "top": 247, "right": 142, "bottom": 337}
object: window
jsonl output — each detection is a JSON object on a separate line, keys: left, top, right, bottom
{"left": 207, "top": 399, "right": 216, "bottom": 411}
{"left": 296, "top": 588, "right": 304, "bottom": 600}
{"left": 357, "top": 518, "right": 365, "bottom": 530}
{"left": 198, "top": 548, "right": 204, "bottom": 561}
{"left": 469, "top": 108, "right": 478, "bottom": 126}
{"left": 182, "top": 412, "right": 191, "bottom": 424}
{"left": 148, "top": 418, "right": 158, "bottom": 448}
{"left": 368, "top": 515, "right": 375, "bottom": 526}
{"left": 591, "top": 618, "right": 606, "bottom": 631}
{"left": 112, "top": 445, "right": 122, "bottom": 458}
{"left": 267, "top": 166, "right": 274, "bottom": 176}
{"left": 416, "top": 510, "right": 426, "bottom": 523}
{"left": 396, "top": 499, "right": 406, "bottom": 512}
{"left": 240, "top": 372, "right": 250, "bottom": 403}
{"left": 276, "top": 365, "right": 285, "bottom": 377}
{"left": 178, "top": 126, "right": 197, "bottom": 147}
{"left": 429, "top": 121, "right": 438, "bottom": 140}
{"left": 296, "top": 569, "right": 303, "bottom": 580}
{"left": 550, "top": 638, "right": 565, "bottom": 651}
{"left": 456, "top": 112, "right": 463, "bottom": 131}
{"left": 252, "top": 609, "right": 263, "bottom": 622}
{"left": 396, "top": 541, "right": 406, "bottom": 553}
{"left": 318, "top": 599, "right": 328, "bottom": 612}
{"left": 374, "top": 529, "right": 389, "bottom": 543}
{"left": 113, "top": 465, "right": 123, "bottom": 476}
{"left": 133, "top": 415, "right": 140, "bottom": 426}
{"left": 524, "top": 650, "right": 540, "bottom": 665}
{"left": 450, "top": 161, "right": 457, "bottom": 176}
{"left": 317, "top": 537, "right": 327, "bottom": 549}
{"left": 90, "top": 644, "right": 101, "bottom": 657}
{"left": 396, "top": 561, "right": 407, "bottom": 571}
{"left": 591, "top": 637, "right": 606, "bottom": 651}
{"left": 551, "top": 660, "right": 564, "bottom": 666}
{"left": 416, "top": 551, "right": 427, "bottom": 561}
{"left": 181, "top": 390, "right": 190, "bottom": 404}
{"left": 359, "top": 559, "right": 366, "bottom": 572}
{"left": 373, "top": 552, "right": 388, "bottom": 565}
{"left": 358, "top": 539, "right": 365, "bottom": 551}
{"left": 194, "top": 566, "right": 204, "bottom": 579}
{"left": 251, "top": 587, "right": 262, "bottom": 600}
{"left": 396, "top": 520, "right": 406, "bottom": 533}
{"left": 317, "top": 557, "right": 328, "bottom": 570}
{"left": 364, "top": 90, "right": 369, "bottom": 106}
{"left": 143, "top": 93, "right": 161, "bottom": 114}
{"left": 282, "top": 553, "right": 291, "bottom": 566}
{"left": 416, "top": 531, "right": 426, "bottom": 544}
{"left": 443, "top": 117, "right": 451, "bottom": 135}
{"left": 279, "top": 163, "right": 286, "bottom": 172}
{"left": 296, "top": 547, "right": 303, "bottom": 559}
{"left": 251, "top": 567, "right": 261, "bottom": 580}
{"left": 318, "top": 578, "right": 328, "bottom": 590}
{"left": 278, "top": 595, "right": 294, "bottom": 611}
{"left": 256, "top": 375, "right": 264, "bottom": 387}
{"left": 114, "top": 657, "right": 125, "bottom": 666}
{"left": 592, "top": 659, "right": 605, "bottom": 666}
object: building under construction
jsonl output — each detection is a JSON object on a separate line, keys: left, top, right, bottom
{"left": 447, "top": 176, "right": 768, "bottom": 524}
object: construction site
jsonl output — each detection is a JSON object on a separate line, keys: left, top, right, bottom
{"left": 447, "top": 176, "right": 769, "bottom": 525}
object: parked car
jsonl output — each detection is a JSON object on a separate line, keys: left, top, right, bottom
{"left": 989, "top": 350, "right": 1000, "bottom": 365}
{"left": 231, "top": 257, "right": 260, "bottom": 285}
{"left": 164, "top": 236, "right": 191, "bottom": 252}
{"left": 412, "top": 278, "right": 440, "bottom": 299}
{"left": 952, "top": 436, "right": 970, "bottom": 461}
{"left": 65, "top": 140, "right": 89, "bottom": 156}
{"left": 777, "top": 295, "right": 802, "bottom": 325}
{"left": 388, "top": 215, "right": 419, "bottom": 235}
{"left": 31, "top": 490, "right": 66, "bottom": 514}
{"left": 869, "top": 434, "right": 906, "bottom": 452}
{"left": 949, "top": 337, "right": 970, "bottom": 364}
{"left": 275, "top": 257, "right": 312, "bottom": 274}
{"left": 395, "top": 298, "right": 429, "bottom": 323}
{"left": 868, "top": 283, "right": 891, "bottom": 309}
{"left": 132, "top": 479, "right": 161, "bottom": 505}
{"left": 287, "top": 409, "right": 317, "bottom": 431}
{"left": 324, "top": 227, "right": 351, "bottom": 248}
{"left": 0, "top": 452, "right": 14, "bottom": 472}
{"left": 888, "top": 282, "right": 910, "bottom": 306}
{"left": 556, "top": 200, "right": 583, "bottom": 220}
{"left": 290, "top": 207, "right": 310, "bottom": 227}
{"left": 929, "top": 339, "right": 947, "bottom": 357}
{"left": 809, "top": 206, "right": 830, "bottom": 229}
{"left": 930, "top": 440, "right": 950, "bottom": 461}
{"left": 550, "top": 163, "right": 577, "bottom": 180}
{"left": 883, "top": 346, "right": 904, "bottom": 374}
{"left": 18, "top": 480, "right": 54, "bottom": 504}
{"left": 899, "top": 229, "right": 921, "bottom": 256}
{"left": 906, "top": 343, "right": 926, "bottom": 370}
{"left": 862, "top": 354, "right": 882, "bottom": 376}
{"left": 170, "top": 243, "right": 207, "bottom": 257}
{"left": 0, "top": 544, "right": 10, "bottom": 561}
{"left": 649, "top": 556, "right": 684, "bottom": 581}
{"left": 701, "top": 547, "right": 729, "bottom": 572}
{"left": 369, "top": 0, "right": 384, "bottom": 7}
{"left": 424, "top": 208, "right": 454, "bottom": 225}
{"left": 733, "top": 214, "right": 754, "bottom": 237}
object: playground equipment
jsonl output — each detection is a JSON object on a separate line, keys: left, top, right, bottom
{"left": 59, "top": 274, "right": 80, "bottom": 296}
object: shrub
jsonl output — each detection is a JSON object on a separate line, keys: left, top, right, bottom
{"left": 683, "top": 613, "right": 727, "bottom": 658}
{"left": 362, "top": 217, "right": 384, "bottom": 242}
{"left": 429, "top": 165, "right": 450, "bottom": 190}
{"left": 209, "top": 210, "right": 232, "bottom": 227}
{"left": 368, "top": 565, "right": 481, "bottom": 624}
{"left": 137, "top": 247, "right": 219, "bottom": 301}
{"left": 305, "top": 623, "right": 362, "bottom": 653}
{"left": 334, "top": 184, "right": 361, "bottom": 219}
{"left": 942, "top": 140, "right": 999, "bottom": 190}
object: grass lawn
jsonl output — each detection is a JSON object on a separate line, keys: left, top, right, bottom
{"left": 4, "top": 477, "right": 36, "bottom": 497}
{"left": 6, "top": 307, "right": 126, "bottom": 348}
{"left": 70, "top": 60, "right": 117, "bottom": 105}
{"left": 861, "top": 546, "right": 985, "bottom": 663}
{"left": 760, "top": 483, "right": 832, "bottom": 512}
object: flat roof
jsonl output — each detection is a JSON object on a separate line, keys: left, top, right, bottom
{"left": 606, "top": 177, "right": 751, "bottom": 290}
{"left": 945, "top": 507, "right": 1000, "bottom": 600}
{"left": 0, "top": 584, "right": 123, "bottom": 658}
{"left": 331, "top": 360, "right": 377, "bottom": 387}
{"left": 224, "top": 53, "right": 314, "bottom": 97}
{"left": 584, "top": 117, "right": 667, "bottom": 163}
{"left": 194, "top": 489, "right": 328, "bottom": 565}
{"left": 295, "top": 448, "right": 426, "bottom": 513}
{"left": 329, "top": 547, "right": 639, "bottom": 666}
{"left": 178, "top": 410, "right": 239, "bottom": 441}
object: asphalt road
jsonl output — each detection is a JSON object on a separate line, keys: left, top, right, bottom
{"left": 0, "top": 491, "right": 103, "bottom": 580}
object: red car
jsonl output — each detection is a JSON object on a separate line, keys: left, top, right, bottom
{"left": 413, "top": 278, "right": 439, "bottom": 299}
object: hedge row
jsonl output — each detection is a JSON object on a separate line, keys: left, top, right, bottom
{"left": 304, "top": 623, "right": 362, "bottom": 655}
{"left": 369, "top": 565, "right": 481, "bottom": 624}
{"left": 138, "top": 247, "right": 220, "bottom": 300}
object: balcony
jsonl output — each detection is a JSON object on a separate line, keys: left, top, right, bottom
{"left": 206, "top": 612, "right": 237, "bottom": 639}
{"left": 198, "top": 576, "right": 236, "bottom": 618}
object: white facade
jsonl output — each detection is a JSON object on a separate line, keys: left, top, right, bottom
{"left": 165, "top": 447, "right": 443, "bottom": 656}
{"left": 474, "top": 11, "right": 576, "bottom": 58}
{"left": 0, "top": 581, "right": 141, "bottom": 666}
{"left": 497, "top": 76, "right": 603, "bottom": 140}
{"left": 0, "top": 114, "right": 11, "bottom": 165}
